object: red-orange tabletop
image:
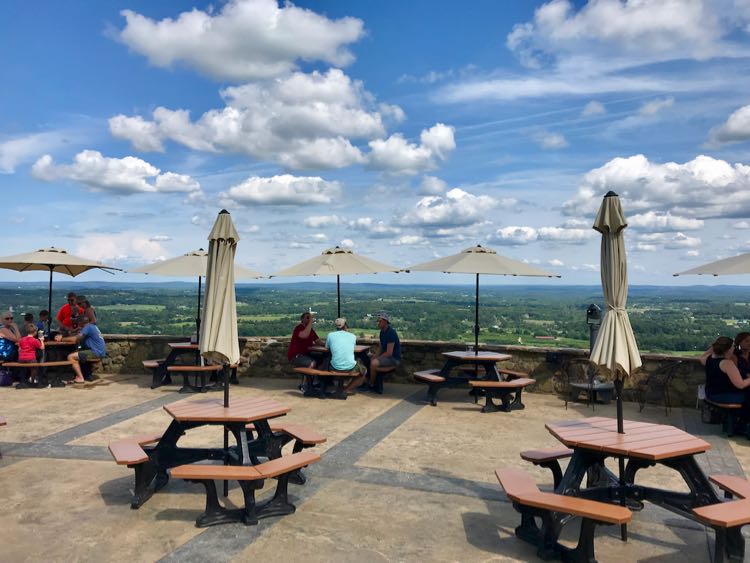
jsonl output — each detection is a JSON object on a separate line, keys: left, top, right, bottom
{"left": 164, "top": 396, "right": 290, "bottom": 423}
{"left": 442, "top": 351, "right": 512, "bottom": 362}
{"left": 546, "top": 416, "right": 711, "bottom": 461}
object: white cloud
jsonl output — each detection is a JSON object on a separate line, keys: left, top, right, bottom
{"left": 548, "top": 258, "right": 565, "bottom": 267}
{"left": 398, "top": 188, "right": 497, "bottom": 229}
{"left": 238, "top": 224, "right": 260, "bottom": 234}
{"left": 635, "top": 231, "right": 701, "bottom": 249}
{"left": 628, "top": 211, "right": 704, "bottom": 232}
{"left": 563, "top": 154, "right": 750, "bottom": 220}
{"left": 733, "top": 221, "right": 750, "bottom": 229}
{"left": 118, "top": 0, "right": 364, "bottom": 81}
{"left": 581, "top": 100, "right": 605, "bottom": 117}
{"left": 347, "top": 217, "right": 401, "bottom": 238}
{"left": 390, "top": 235, "right": 429, "bottom": 246}
{"left": 148, "top": 235, "right": 172, "bottom": 242}
{"left": 420, "top": 175, "right": 448, "bottom": 195}
{"left": 368, "top": 123, "right": 456, "bottom": 175}
{"left": 708, "top": 104, "right": 750, "bottom": 145}
{"left": 110, "top": 69, "right": 401, "bottom": 170}
{"left": 686, "top": 249, "right": 700, "bottom": 257}
{"left": 304, "top": 215, "right": 343, "bottom": 228}
{"left": 310, "top": 233, "right": 328, "bottom": 242}
{"left": 219, "top": 174, "right": 341, "bottom": 206}
{"left": 75, "top": 233, "right": 167, "bottom": 263}
{"left": 0, "top": 132, "right": 69, "bottom": 174}
{"left": 639, "top": 96, "right": 674, "bottom": 116}
{"left": 290, "top": 242, "right": 311, "bottom": 249}
{"left": 491, "top": 225, "right": 594, "bottom": 245}
{"left": 339, "top": 238, "right": 355, "bottom": 248}
{"left": 31, "top": 150, "right": 201, "bottom": 195}
{"left": 533, "top": 130, "right": 568, "bottom": 150}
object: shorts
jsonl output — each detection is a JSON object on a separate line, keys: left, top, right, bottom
{"left": 290, "top": 354, "right": 315, "bottom": 368}
{"left": 377, "top": 356, "right": 400, "bottom": 368}
{"left": 78, "top": 349, "right": 103, "bottom": 362}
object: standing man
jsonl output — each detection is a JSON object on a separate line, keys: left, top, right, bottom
{"left": 366, "top": 312, "right": 401, "bottom": 394}
{"left": 59, "top": 315, "right": 106, "bottom": 383}
{"left": 288, "top": 310, "right": 325, "bottom": 368}
{"left": 326, "top": 318, "right": 365, "bottom": 394}
{"left": 56, "top": 292, "right": 82, "bottom": 336}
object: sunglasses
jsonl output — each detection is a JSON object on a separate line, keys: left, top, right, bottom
{"left": 3, "top": 317, "right": 12, "bottom": 320}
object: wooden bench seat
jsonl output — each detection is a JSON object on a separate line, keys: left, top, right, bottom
{"left": 520, "top": 448, "right": 574, "bottom": 488}
{"left": 414, "top": 369, "right": 446, "bottom": 406}
{"left": 108, "top": 433, "right": 166, "bottom": 508}
{"left": 693, "top": 484, "right": 750, "bottom": 563}
{"left": 710, "top": 474, "right": 750, "bottom": 499}
{"left": 704, "top": 399, "right": 744, "bottom": 436}
{"left": 142, "top": 358, "right": 166, "bottom": 370}
{"left": 468, "top": 377, "right": 535, "bottom": 413}
{"left": 3, "top": 360, "right": 74, "bottom": 388}
{"left": 293, "top": 367, "right": 361, "bottom": 400}
{"left": 171, "top": 451, "right": 321, "bottom": 527}
{"left": 497, "top": 467, "right": 631, "bottom": 562}
{"left": 167, "top": 364, "right": 224, "bottom": 393}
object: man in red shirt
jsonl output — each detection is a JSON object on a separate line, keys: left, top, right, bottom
{"left": 287, "top": 310, "right": 324, "bottom": 368}
{"left": 56, "top": 292, "right": 83, "bottom": 335}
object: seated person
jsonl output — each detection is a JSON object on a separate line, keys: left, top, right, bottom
{"left": 76, "top": 295, "right": 97, "bottom": 325}
{"left": 56, "top": 292, "right": 82, "bottom": 336}
{"left": 287, "top": 311, "right": 324, "bottom": 368}
{"left": 365, "top": 312, "right": 401, "bottom": 394}
{"left": 733, "top": 332, "right": 750, "bottom": 379}
{"left": 0, "top": 311, "right": 20, "bottom": 362}
{"left": 325, "top": 318, "right": 365, "bottom": 394}
{"left": 36, "top": 309, "right": 52, "bottom": 337}
{"left": 58, "top": 315, "right": 106, "bottom": 384}
{"left": 700, "top": 336, "right": 750, "bottom": 413}
{"left": 18, "top": 324, "right": 44, "bottom": 385}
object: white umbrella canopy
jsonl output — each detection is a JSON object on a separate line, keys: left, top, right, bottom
{"left": 408, "top": 245, "right": 559, "bottom": 351}
{"left": 588, "top": 192, "right": 641, "bottom": 435}
{"left": 0, "top": 247, "right": 122, "bottom": 331}
{"left": 131, "top": 249, "right": 262, "bottom": 337}
{"left": 674, "top": 252, "right": 750, "bottom": 276}
{"left": 272, "top": 246, "right": 402, "bottom": 317}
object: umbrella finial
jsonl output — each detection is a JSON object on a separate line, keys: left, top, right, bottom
{"left": 219, "top": 209, "right": 230, "bottom": 215}
{"left": 604, "top": 191, "right": 618, "bottom": 198}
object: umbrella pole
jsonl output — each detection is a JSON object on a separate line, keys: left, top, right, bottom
{"left": 614, "top": 376, "right": 627, "bottom": 541}
{"left": 337, "top": 275, "right": 341, "bottom": 318}
{"left": 474, "top": 273, "right": 480, "bottom": 355}
{"left": 196, "top": 276, "right": 202, "bottom": 341}
{"left": 46, "top": 267, "right": 53, "bottom": 335}
{"left": 223, "top": 364, "right": 229, "bottom": 497}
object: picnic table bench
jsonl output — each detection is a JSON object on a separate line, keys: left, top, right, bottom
{"left": 293, "top": 366, "right": 361, "bottom": 400}
{"left": 497, "top": 467, "right": 632, "bottom": 562}
{"left": 171, "top": 450, "right": 321, "bottom": 527}
{"left": 704, "top": 398, "right": 744, "bottom": 436}
{"left": 692, "top": 474, "right": 750, "bottom": 562}
{"left": 3, "top": 360, "right": 73, "bottom": 388}
{"left": 468, "top": 376, "right": 535, "bottom": 413}
{"left": 520, "top": 447, "right": 573, "bottom": 488}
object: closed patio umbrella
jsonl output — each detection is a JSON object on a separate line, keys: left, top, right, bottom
{"left": 271, "top": 246, "right": 401, "bottom": 317}
{"left": 131, "top": 249, "right": 263, "bottom": 337}
{"left": 0, "top": 247, "right": 121, "bottom": 333}
{"left": 588, "top": 191, "right": 641, "bottom": 542}
{"left": 408, "top": 245, "right": 559, "bottom": 353}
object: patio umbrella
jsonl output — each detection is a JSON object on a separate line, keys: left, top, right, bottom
{"left": 588, "top": 191, "right": 641, "bottom": 542}
{"left": 0, "top": 247, "right": 121, "bottom": 332}
{"left": 589, "top": 192, "right": 642, "bottom": 434}
{"left": 674, "top": 252, "right": 750, "bottom": 276}
{"left": 408, "top": 245, "right": 559, "bottom": 353}
{"left": 131, "top": 249, "right": 263, "bottom": 337}
{"left": 200, "top": 211, "right": 241, "bottom": 407}
{"left": 271, "top": 246, "right": 401, "bottom": 317}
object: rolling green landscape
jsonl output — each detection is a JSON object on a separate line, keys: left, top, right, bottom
{"left": 1, "top": 282, "right": 747, "bottom": 354}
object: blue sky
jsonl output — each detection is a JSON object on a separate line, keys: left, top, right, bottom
{"left": 3, "top": 0, "right": 750, "bottom": 286}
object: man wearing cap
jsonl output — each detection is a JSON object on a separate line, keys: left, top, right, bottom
{"left": 366, "top": 312, "right": 401, "bottom": 394}
{"left": 59, "top": 314, "right": 106, "bottom": 383}
{"left": 326, "top": 317, "right": 365, "bottom": 394}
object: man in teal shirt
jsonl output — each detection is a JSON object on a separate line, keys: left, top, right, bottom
{"left": 325, "top": 317, "right": 365, "bottom": 394}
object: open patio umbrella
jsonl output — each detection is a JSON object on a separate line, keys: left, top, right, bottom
{"left": 131, "top": 249, "right": 263, "bottom": 337}
{"left": 271, "top": 246, "right": 401, "bottom": 317}
{"left": 408, "top": 245, "right": 559, "bottom": 353}
{"left": 674, "top": 252, "right": 750, "bottom": 276}
{"left": 0, "top": 247, "right": 121, "bottom": 332}
{"left": 588, "top": 191, "right": 641, "bottom": 542}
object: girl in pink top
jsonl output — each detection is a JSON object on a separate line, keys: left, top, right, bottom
{"left": 18, "top": 324, "right": 44, "bottom": 385}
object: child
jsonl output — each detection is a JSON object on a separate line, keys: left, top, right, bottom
{"left": 18, "top": 324, "right": 44, "bottom": 386}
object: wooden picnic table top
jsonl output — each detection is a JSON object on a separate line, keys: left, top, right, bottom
{"left": 46, "top": 340, "right": 77, "bottom": 347}
{"left": 546, "top": 416, "right": 711, "bottom": 461}
{"left": 168, "top": 342, "right": 199, "bottom": 350}
{"left": 442, "top": 350, "right": 512, "bottom": 362}
{"left": 163, "top": 396, "right": 290, "bottom": 423}
{"left": 309, "top": 344, "right": 370, "bottom": 354}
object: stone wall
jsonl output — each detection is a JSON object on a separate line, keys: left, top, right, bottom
{"left": 100, "top": 335, "right": 704, "bottom": 407}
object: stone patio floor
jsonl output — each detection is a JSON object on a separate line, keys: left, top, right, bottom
{"left": 2, "top": 372, "right": 750, "bottom": 562}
